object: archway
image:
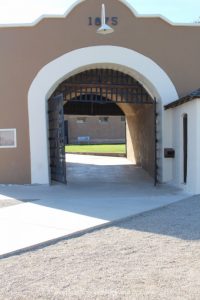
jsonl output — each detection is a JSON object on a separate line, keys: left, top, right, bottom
{"left": 28, "top": 46, "right": 178, "bottom": 184}
{"left": 48, "top": 68, "right": 156, "bottom": 184}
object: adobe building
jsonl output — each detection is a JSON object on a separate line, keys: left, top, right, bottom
{"left": 64, "top": 115, "right": 126, "bottom": 145}
{"left": 0, "top": 0, "right": 200, "bottom": 194}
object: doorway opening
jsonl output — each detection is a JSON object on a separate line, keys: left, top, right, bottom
{"left": 64, "top": 95, "right": 126, "bottom": 156}
{"left": 183, "top": 114, "right": 188, "bottom": 184}
{"left": 48, "top": 69, "right": 157, "bottom": 185}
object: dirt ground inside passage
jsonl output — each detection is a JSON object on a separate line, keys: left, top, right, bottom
{"left": 0, "top": 196, "right": 200, "bottom": 300}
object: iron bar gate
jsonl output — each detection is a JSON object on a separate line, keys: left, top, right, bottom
{"left": 48, "top": 94, "right": 66, "bottom": 184}
{"left": 55, "top": 69, "right": 153, "bottom": 105}
{"left": 49, "top": 69, "right": 158, "bottom": 185}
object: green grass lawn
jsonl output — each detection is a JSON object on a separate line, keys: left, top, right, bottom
{"left": 65, "top": 144, "right": 126, "bottom": 154}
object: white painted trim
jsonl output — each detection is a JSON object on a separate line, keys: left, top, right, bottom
{"left": 0, "top": 128, "right": 17, "bottom": 148}
{"left": 0, "top": 0, "right": 199, "bottom": 27}
{"left": 171, "top": 100, "right": 199, "bottom": 194}
{"left": 196, "top": 99, "right": 200, "bottom": 194}
{"left": 28, "top": 45, "right": 178, "bottom": 184}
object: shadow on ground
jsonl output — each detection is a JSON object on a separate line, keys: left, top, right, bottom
{"left": 117, "top": 196, "right": 200, "bottom": 241}
{"left": 0, "top": 154, "right": 196, "bottom": 261}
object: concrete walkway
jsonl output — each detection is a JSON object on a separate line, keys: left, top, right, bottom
{"left": 0, "top": 154, "right": 190, "bottom": 258}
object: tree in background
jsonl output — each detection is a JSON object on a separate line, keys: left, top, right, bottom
{"left": 194, "top": 17, "right": 200, "bottom": 23}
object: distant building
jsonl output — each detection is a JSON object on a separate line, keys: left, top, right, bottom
{"left": 64, "top": 115, "right": 126, "bottom": 145}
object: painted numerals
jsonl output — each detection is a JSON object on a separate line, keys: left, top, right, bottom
{"left": 88, "top": 17, "right": 118, "bottom": 26}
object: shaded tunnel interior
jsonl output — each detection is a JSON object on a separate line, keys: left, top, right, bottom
{"left": 64, "top": 95, "right": 124, "bottom": 116}
{"left": 49, "top": 68, "right": 156, "bottom": 180}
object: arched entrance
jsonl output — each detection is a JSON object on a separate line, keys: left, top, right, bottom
{"left": 48, "top": 68, "right": 156, "bottom": 184}
{"left": 28, "top": 46, "right": 178, "bottom": 184}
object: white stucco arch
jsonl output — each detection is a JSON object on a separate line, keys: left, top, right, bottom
{"left": 28, "top": 45, "right": 178, "bottom": 184}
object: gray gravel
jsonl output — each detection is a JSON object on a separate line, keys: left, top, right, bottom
{"left": 0, "top": 196, "right": 200, "bottom": 300}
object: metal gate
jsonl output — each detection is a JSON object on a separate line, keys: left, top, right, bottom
{"left": 48, "top": 94, "right": 66, "bottom": 183}
{"left": 50, "top": 69, "right": 157, "bottom": 185}
{"left": 54, "top": 69, "right": 153, "bottom": 105}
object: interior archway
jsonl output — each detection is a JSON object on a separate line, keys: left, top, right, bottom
{"left": 48, "top": 68, "right": 156, "bottom": 183}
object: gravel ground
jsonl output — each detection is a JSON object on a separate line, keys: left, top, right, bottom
{"left": 0, "top": 196, "right": 200, "bottom": 300}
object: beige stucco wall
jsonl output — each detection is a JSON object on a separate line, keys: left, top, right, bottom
{"left": 126, "top": 104, "right": 155, "bottom": 177}
{"left": 0, "top": 0, "right": 200, "bottom": 183}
